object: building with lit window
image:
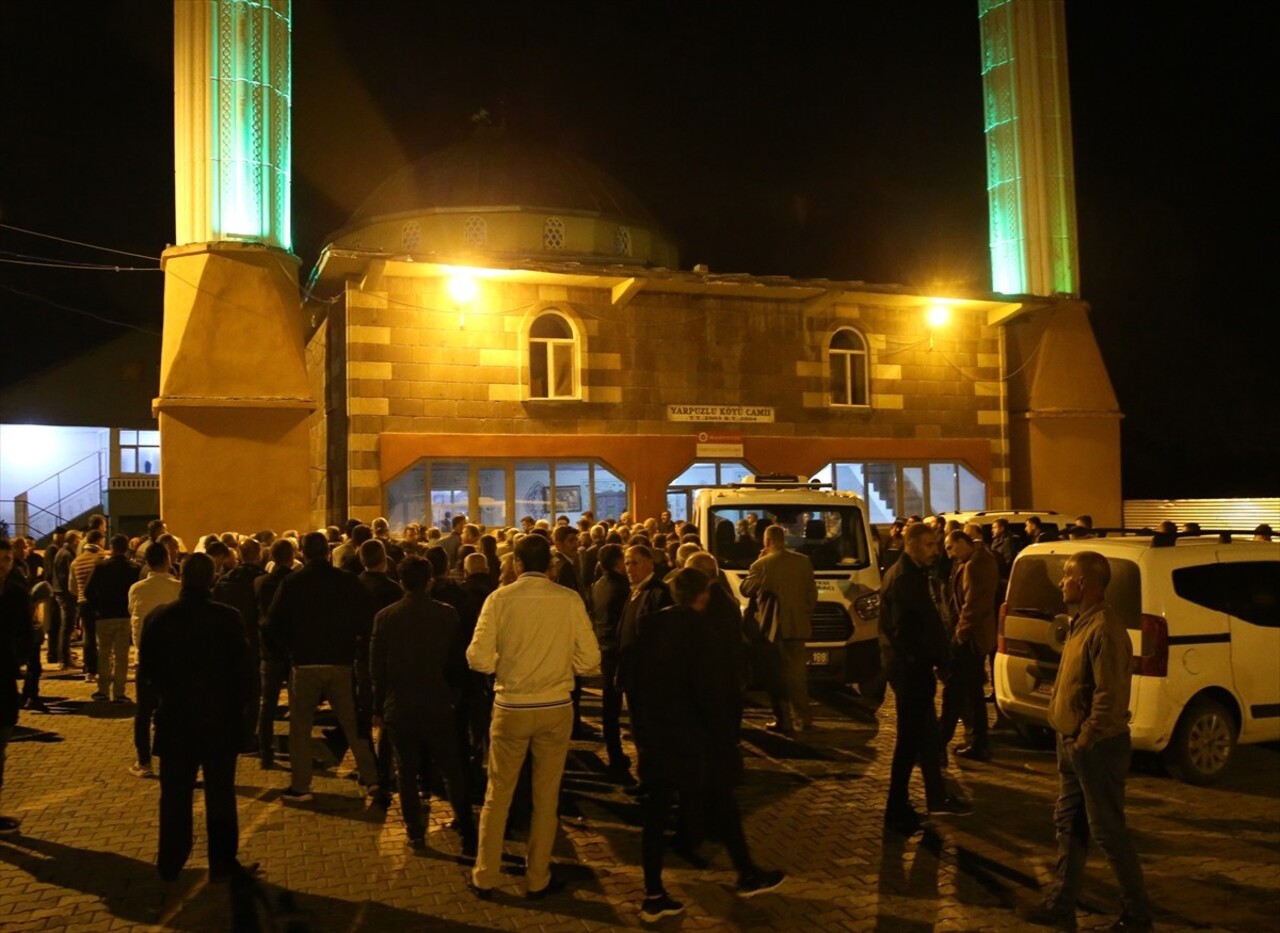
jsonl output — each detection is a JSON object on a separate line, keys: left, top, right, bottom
{"left": 0, "top": 330, "right": 162, "bottom": 539}
{"left": 303, "top": 129, "right": 1118, "bottom": 530}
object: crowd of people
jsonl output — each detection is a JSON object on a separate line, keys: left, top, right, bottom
{"left": 0, "top": 503, "right": 1188, "bottom": 930}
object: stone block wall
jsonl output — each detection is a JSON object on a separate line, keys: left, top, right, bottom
{"left": 310, "top": 265, "right": 1014, "bottom": 520}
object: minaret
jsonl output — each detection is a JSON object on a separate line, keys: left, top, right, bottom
{"left": 979, "top": 0, "right": 1122, "bottom": 523}
{"left": 978, "top": 0, "right": 1079, "bottom": 297}
{"left": 158, "top": 0, "right": 313, "bottom": 544}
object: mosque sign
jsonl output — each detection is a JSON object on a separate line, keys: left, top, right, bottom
{"left": 667, "top": 404, "right": 775, "bottom": 424}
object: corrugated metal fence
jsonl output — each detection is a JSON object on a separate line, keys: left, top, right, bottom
{"left": 1123, "top": 498, "right": 1279, "bottom": 530}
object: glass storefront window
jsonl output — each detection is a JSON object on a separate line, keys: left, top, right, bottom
{"left": 387, "top": 463, "right": 427, "bottom": 530}
{"left": 665, "top": 461, "right": 756, "bottom": 526}
{"left": 430, "top": 462, "right": 470, "bottom": 528}
{"left": 929, "top": 462, "right": 959, "bottom": 515}
{"left": 900, "top": 466, "right": 925, "bottom": 518}
{"left": 384, "top": 459, "right": 631, "bottom": 532}
{"left": 594, "top": 463, "right": 629, "bottom": 521}
{"left": 816, "top": 460, "right": 986, "bottom": 523}
{"left": 671, "top": 462, "right": 719, "bottom": 487}
{"left": 552, "top": 462, "right": 590, "bottom": 517}
{"left": 515, "top": 462, "right": 551, "bottom": 522}
{"left": 478, "top": 468, "right": 507, "bottom": 528}
{"left": 959, "top": 462, "right": 986, "bottom": 511}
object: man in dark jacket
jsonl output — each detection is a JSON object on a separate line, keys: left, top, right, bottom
{"left": 459, "top": 553, "right": 496, "bottom": 786}
{"left": 267, "top": 532, "right": 378, "bottom": 802}
{"left": 212, "top": 539, "right": 266, "bottom": 751}
{"left": 1, "top": 539, "right": 35, "bottom": 835}
{"left": 938, "top": 531, "right": 999, "bottom": 763}
{"left": 254, "top": 538, "right": 295, "bottom": 769}
{"left": 590, "top": 544, "right": 630, "bottom": 776}
{"left": 617, "top": 544, "right": 673, "bottom": 786}
{"left": 137, "top": 553, "right": 255, "bottom": 881}
{"left": 370, "top": 556, "right": 476, "bottom": 853}
{"left": 357, "top": 538, "right": 402, "bottom": 801}
{"left": 629, "top": 568, "right": 783, "bottom": 921}
{"left": 880, "top": 524, "right": 970, "bottom": 834}
{"left": 84, "top": 534, "right": 138, "bottom": 702}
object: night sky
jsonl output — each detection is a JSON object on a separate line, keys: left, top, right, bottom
{"left": 1, "top": 2, "right": 1273, "bottom": 499}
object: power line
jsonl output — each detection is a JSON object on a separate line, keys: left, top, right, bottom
{"left": 0, "top": 222, "right": 160, "bottom": 262}
{"left": 0, "top": 256, "right": 160, "bottom": 272}
{"left": 0, "top": 284, "right": 161, "bottom": 336}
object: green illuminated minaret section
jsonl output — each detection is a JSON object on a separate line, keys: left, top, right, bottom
{"left": 174, "top": 0, "right": 292, "bottom": 249}
{"left": 978, "top": 0, "right": 1079, "bottom": 297}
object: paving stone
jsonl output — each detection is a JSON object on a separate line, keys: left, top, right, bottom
{"left": 3, "top": 673, "right": 1277, "bottom": 930}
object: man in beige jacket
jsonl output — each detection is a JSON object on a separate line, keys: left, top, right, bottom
{"left": 740, "top": 525, "right": 817, "bottom": 735}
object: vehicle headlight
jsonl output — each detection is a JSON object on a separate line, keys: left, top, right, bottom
{"left": 854, "top": 592, "right": 880, "bottom": 621}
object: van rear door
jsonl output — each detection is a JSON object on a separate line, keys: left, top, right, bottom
{"left": 1174, "top": 555, "right": 1280, "bottom": 741}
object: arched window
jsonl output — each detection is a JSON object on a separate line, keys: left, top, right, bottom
{"left": 528, "top": 312, "right": 578, "bottom": 399}
{"left": 829, "top": 327, "right": 869, "bottom": 407}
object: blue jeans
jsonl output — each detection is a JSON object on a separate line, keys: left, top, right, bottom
{"left": 1048, "top": 732, "right": 1151, "bottom": 922}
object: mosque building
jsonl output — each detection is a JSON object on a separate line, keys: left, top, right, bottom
{"left": 153, "top": 0, "right": 1120, "bottom": 544}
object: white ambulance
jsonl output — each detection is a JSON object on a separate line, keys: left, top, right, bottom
{"left": 694, "top": 474, "right": 882, "bottom": 684}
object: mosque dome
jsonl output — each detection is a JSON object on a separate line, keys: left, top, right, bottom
{"left": 330, "top": 129, "right": 678, "bottom": 268}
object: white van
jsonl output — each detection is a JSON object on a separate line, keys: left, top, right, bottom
{"left": 694, "top": 475, "right": 882, "bottom": 684}
{"left": 995, "top": 533, "right": 1280, "bottom": 784}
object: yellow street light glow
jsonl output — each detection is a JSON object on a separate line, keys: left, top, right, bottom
{"left": 447, "top": 273, "right": 479, "bottom": 305}
{"left": 926, "top": 305, "right": 951, "bottom": 328}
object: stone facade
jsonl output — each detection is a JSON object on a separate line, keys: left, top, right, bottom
{"left": 309, "top": 260, "right": 1025, "bottom": 526}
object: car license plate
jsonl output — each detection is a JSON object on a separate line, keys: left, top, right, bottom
{"left": 808, "top": 650, "right": 829, "bottom": 666}
{"left": 1032, "top": 682, "right": 1054, "bottom": 697}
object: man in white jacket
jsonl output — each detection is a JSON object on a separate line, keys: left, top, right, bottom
{"left": 466, "top": 533, "right": 600, "bottom": 900}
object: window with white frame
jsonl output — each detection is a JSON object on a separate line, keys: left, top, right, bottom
{"left": 119, "top": 429, "right": 160, "bottom": 475}
{"left": 829, "top": 327, "right": 869, "bottom": 407}
{"left": 528, "top": 312, "right": 578, "bottom": 399}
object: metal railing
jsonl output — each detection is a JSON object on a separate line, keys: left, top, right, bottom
{"left": 3, "top": 448, "right": 107, "bottom": 539}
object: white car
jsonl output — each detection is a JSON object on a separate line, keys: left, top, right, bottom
{"left": 995, "top": 534, "right": 1280, "bottom": 784}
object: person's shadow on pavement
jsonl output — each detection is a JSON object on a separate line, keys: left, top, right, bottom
{"left": 0, "top": 834, "right": 199, "bottom": 927}
{"left": 875, "top": 826, "right": 943, "bottom": 932}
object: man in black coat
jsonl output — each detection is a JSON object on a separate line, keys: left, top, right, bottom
{"left": 459, "top": 553, "right": 496, "bottom": 786}
{"left": 617, "top": 544, "right": 673, "bottom": 786}
{"left": 590, "top": 544, "right": 630, "bottom": 776}
{"left": 84, "top": 535, "right": 139, "bottom": 702}
{"left": 879, "top": 524, "right": 971, "bottom": 834}
{"left": 1, "top": 539, "right": 35, "bottom": 835}
{"left": 628, "top": 568, "right": 783, "bottom": 921}
{"left": 137, "top": 553, "right": 255, "bottom": 881}
{"left": 370, "top": 556, "right": 476, "bottom": 854}
{"left": 254, "top": 538, "right": 295, "bottom": 769}
{"left": 212, "top": 538, "right": 266, "bottom": 751}
{"left": 267, "top": 532, "right": 379, "bottom": 802}
{"left": 357, "top": 538, "right": 402, "bottom": 801}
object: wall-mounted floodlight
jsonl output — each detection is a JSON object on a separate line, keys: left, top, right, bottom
{"left": 448, "top": 272, "right": 479, "bottom": 328}
{"left": 926, "top": 304, "right": 950, "bottom": 349}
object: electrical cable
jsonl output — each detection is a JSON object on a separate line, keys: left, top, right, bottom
{"left": 0, "top": 256, "right": 160, "bottom": 272}
{"left": 0, "top": 284, "right": 161, "bottom": 336}
{"left": 0, "top": 222, "right": 160, "bottom": 262}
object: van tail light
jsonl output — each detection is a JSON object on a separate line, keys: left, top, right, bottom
{"left": 1136, "top": 614, "right": 1168, "bottom": 677}
{"left": 997, "top": 602, "right": 1008, "bottom": 654}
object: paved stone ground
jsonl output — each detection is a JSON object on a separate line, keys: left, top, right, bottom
{"left": 3, "top": 665, "right": 1277, "bottom": 932}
